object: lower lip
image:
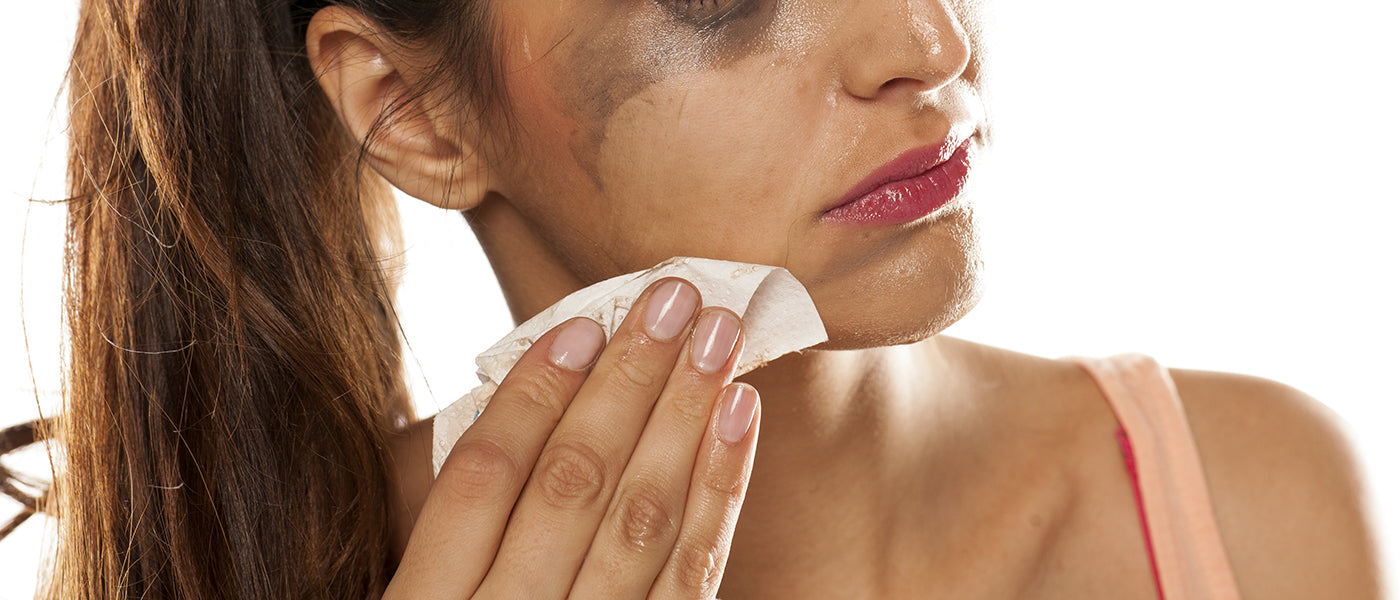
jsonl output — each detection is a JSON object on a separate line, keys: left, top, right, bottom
{"left": 821, "top": 141, "right": 972, "bottom": 226}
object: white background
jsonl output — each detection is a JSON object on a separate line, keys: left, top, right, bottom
{"left": 2, "top": 0, "right": 1395, "bottom": 596}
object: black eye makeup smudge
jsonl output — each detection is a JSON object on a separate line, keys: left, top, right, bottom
{"left": 557, "top": 0, "right": 781, "bottom": 189}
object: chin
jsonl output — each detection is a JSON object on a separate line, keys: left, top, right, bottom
{"left": 808, "top": 256, "right": 985, "bottom": 351}
{"left": 801, "top": 202, "right": 986, "bottom": 351}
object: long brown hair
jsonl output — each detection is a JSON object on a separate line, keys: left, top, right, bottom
{"left": 4, "top": 0, "right": 505, "bottom": 597}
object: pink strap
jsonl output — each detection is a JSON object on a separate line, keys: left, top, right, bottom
{"left": 1117, "top": 427, "right": 1168, "bottom": 600}
{"left": 1067, "top": 354, "right": 1242, "bottom": 600}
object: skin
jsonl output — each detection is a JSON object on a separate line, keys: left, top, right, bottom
{"left": 467, "top": 0, "right": 988, "bottom": 353}
{"left": 307, "top": 0, "right": 1383, "bottom": 597}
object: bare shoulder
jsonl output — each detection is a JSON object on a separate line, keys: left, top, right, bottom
{"left": 1168, "top": 367, "right": 1384, "bottom": 599}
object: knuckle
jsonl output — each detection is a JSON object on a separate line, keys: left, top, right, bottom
{"left": 667, "top": 388, "right": 714, "bottom": 424}
{"left": 437, "top": 438, "right": 518, "bottom": 504}
{"left": 700, "top": 462, "right": 747, "bottom": 506}
{"left": 535, "top": 441, "right": 608, "bottom": 510}
{"left": 613, "top": 483, "right": 677, "bottom": 551}
{"left": 605, "top": 346, "right": 664, "bottom": 393}
{"left": 500, "top": 367, "right": 572, "bottom": 418}
{"left": 672, "top": 542, "right": 723, "bottom": 593}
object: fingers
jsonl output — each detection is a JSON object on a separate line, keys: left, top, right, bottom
{"left": 385, "top": 316, "right": 605, "bottom": 600}
{"left": 650, "top": 383, "right": 760, "bottom": 599}
{"left": 474, "top": 278, "right": 704, "bottom": 598}
{"left": 387, "top": 277, "right": 760, "bottom": 600}
{"left": 569, "top": 308, "right": 746, "bottom": 597}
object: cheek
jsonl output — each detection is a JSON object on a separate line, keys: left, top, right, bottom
{"left": 548, "top": 0, "right": 814, "bottom": 189}
{"left": 500, "top": 1, "right": 839, "bottom": 270}
{"left": 588, "top": 58, "right": 841, "bottom": 267}
{"left": 492, "top": 20, "right": 599, "bottom": 203}
{"left": 595, "top": 71, "right": 805, "bottom": 242}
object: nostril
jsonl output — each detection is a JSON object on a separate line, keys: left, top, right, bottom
{"left": 871, "top": 76, "right": 942, "bottom": 103}
{"left": 881, "top": 76, "right": 930, "bottom": 95}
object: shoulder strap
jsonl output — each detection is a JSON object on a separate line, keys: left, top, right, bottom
{"left": 1065, "top": 353, "right": 1242, "bottom": 600}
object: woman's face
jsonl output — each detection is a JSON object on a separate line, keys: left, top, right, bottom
{"left": 478, "top": 0, "right": 991, "bottom": 349}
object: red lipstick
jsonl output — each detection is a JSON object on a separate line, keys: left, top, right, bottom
{"left": 822, "top": 138, "right": 972, "bottom": 225}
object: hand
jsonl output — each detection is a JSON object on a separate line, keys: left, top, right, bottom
{"left": 387, "top": 277, "right": 760, "bottom": 599}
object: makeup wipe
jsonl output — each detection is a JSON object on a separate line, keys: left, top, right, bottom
{"left": 431, "top": 256, "right": 828, "bottom": 476}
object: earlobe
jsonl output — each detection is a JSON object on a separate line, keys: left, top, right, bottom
{"left": 305, "top": 6, "right": 492, "bottom": 211}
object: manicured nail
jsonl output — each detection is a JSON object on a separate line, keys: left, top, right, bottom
{"left": 691, "top": 310, "right": 740, "bottom": 374}
{"left": 718, "top": 384, "right": 758, "bottom": 444}
{"left": 549, "top": 318, "right": 605, "bottom": 371}
{"left": 643, "top": 280, "right": 699, "bottom": 341}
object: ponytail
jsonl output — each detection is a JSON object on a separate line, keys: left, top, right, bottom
{"left": 18, "top": 0, "right": 504, "bottom": 597}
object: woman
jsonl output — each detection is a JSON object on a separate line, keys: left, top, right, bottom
{"left": 0, "top": 0, "right": 1381, "bottom": 597}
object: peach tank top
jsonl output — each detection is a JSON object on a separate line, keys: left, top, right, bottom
{"left": 1065, "top": 353, "right": 1243, "bottom": 600}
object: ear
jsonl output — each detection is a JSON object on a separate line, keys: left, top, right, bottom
{"left": 306, "top": 6, "right": 492, "bottom": 210}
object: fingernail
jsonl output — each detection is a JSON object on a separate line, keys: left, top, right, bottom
{"left": 643, "top": 280, "right": 699, "bottom": 341}
{"left": 691, "top": 310, "right": 740, "bottom": 374}
{"left": 549, "top": 318, "right": 605, "bottom": 371}
{"left": 718, "top": 384, "right": 758, "bottom": 444}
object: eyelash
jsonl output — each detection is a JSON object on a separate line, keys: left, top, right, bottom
{"left": 662, "top": 0, "right": 734, "bottom": 21}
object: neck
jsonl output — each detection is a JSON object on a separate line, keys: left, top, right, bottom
{"left": 736, "top": 344, "right": 942, "bottom": 490}
{"left": 725, "top": 340, "right": 967, "bottom": 571}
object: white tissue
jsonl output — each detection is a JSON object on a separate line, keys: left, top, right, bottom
{"left": 431, "top": 256, "right": 828, "bottom": 475}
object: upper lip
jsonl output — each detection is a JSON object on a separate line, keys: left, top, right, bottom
{"left": 825, "top": 134, "right": 971, "bottom": 213}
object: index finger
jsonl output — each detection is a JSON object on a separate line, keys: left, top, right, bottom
{"left": 385, "top": 317, "right": 606, "bottom": 599}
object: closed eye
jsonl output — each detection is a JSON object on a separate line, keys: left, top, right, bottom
{"left": 658, "top": 0, "right": 752, "bottom": 27}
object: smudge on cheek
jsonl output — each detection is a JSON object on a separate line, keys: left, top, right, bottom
{"left": 550, "top": 0, "right": 783, "bottom": 190}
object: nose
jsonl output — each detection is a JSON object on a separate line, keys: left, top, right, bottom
{"left": 836, "top": 0, "right": 972, "bottom": 101}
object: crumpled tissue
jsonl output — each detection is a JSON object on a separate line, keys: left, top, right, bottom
{"left": 431, "top": 256, "right": 828, "bottom": 475}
